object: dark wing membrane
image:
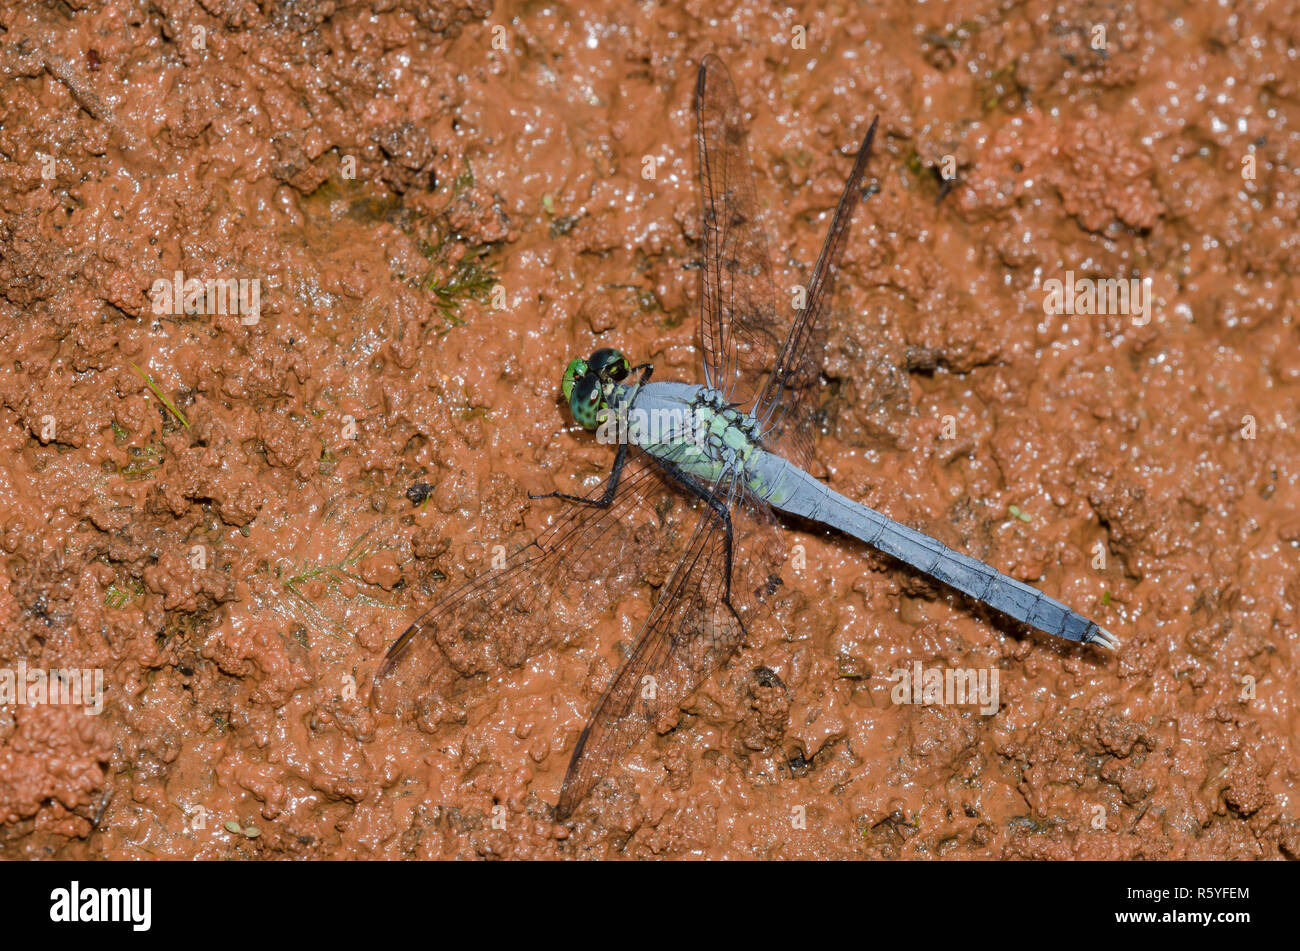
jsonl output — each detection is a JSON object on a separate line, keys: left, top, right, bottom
{"left": 373, "top": 453, "right": 683, "bottom": 715}
{"left": 555, "top": 486, "right": 744, "bottom": 819}
{"left": 696, "top": 54, "right": 783, "bottom": 412}
{"left": 756, "top": 116, "right": 879, "bottom": 471}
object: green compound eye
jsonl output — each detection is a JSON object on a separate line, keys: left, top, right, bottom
{"left": 588, "top": 348, "right": 629, "bottom": 381}
{"left": 568, "top": 374, "right": 605, "bottom": 430}
{"left": 561, "top": 357, "right": 588, "bottom": 403}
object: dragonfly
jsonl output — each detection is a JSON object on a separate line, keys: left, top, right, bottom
{"left": 374, "top": 54, "right": 1117, "bottom": 821}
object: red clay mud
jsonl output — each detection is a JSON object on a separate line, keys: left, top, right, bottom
{"left": 0, "top": 1, "right": 1296, "bottom": 858}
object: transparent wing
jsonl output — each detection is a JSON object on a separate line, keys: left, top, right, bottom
{"left": 696, "top": 54, "right": 880, "bottom": 472}
{"left": 372, "top": 452, "right": 686, "bottom": 716}
{"left": 757, "top": 117, "right": 879, "bottom": 471}
{"left": 695, "top": 54, "right": 783, "bottom": 411}
{"left": 555, "top": 472, "right": 785, "bottom": 818}
{"left": 555, "top": 493, "right": 738, "bottom": 818}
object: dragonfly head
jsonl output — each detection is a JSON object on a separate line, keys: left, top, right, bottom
{"left": 561, "top": 347, "right": 631, "bottom": 430}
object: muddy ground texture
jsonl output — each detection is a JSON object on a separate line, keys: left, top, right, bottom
{"left": 0, "top": 0, "right": 1297, "bottom": 858}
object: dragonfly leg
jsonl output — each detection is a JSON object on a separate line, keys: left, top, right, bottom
{"left": 529, "top": 440, "right": 632, "bottom": 507}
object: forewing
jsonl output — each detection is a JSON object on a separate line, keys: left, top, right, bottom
{"left": 372, "top": 453, "right": 683, "bottom": 717}
{"left": 696, "top": 54, "right": 783, "bottom": 411}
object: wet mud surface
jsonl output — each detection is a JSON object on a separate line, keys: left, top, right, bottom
{"left": 1, "top": 0, "right": 1297, "bottom": 858}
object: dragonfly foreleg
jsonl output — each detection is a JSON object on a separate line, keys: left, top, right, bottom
{"left": 530, "top": 441, "right": 632, "bottom": 508}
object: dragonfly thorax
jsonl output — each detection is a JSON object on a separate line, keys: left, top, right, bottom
{"left": 692, "top": 388, "right": 766, "bottom": 464}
